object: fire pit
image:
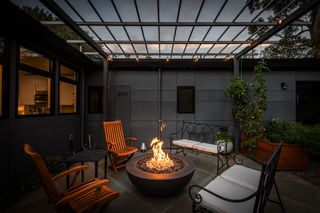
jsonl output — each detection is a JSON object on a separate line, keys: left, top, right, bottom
{"left": 126, "top": 138, "right": 195, "bottom": 196}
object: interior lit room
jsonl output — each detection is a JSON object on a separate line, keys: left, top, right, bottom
{"left": 1, "top": 0, "right": 320, "bottom": 212}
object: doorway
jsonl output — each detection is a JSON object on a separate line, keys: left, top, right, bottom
{"left": 296, "top": 81, "right": 320, "bottom": 124}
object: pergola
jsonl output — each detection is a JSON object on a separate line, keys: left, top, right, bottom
{"left": 12, "top": 0, "right": 319, "bottom": 60}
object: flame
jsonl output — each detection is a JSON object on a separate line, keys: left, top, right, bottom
{"left": 146, "top": 137, "right": 174, "bottom": 172}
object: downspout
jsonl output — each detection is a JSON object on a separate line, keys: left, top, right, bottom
{"left": 233, "top": 57, "right": 240, "bottom": 152}
{"left": 80, "top": 68, "right": 85, "bottom": 149}
{"left": 158, "top": 68, "right": 162, "bottom": 139}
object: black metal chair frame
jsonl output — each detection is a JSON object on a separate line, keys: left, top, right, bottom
{"left": 189, "top": 142, "right": 285, "bottom": 213}
{"left": 169, "top": 120, "right": 230, "bottom": 175}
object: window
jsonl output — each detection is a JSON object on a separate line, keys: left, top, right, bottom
{"left": 18, "top": 47, "right": 53, "bottom": 116}
{"left": 59, "top": 64, "right": 78, "bottom": 113}
{"left": 177, "top": 86, "right": 195, "bottom": 113}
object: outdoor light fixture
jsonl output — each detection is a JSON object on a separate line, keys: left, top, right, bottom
{"left": 281, "top": 82, "right": 288, "bottom": 90}
{"left": 166, "top": 57, "right": 170, "bottom": 62}
{"left": 194, "top": 56, "right": 199, "bottom": 62}
{"left": 277, "top": 19, "right": 283, "bottom": 25}
{"left": 135, "top": 56, "right": 140, "bottom": 62}
{"left": 224, "top": 55, "right": 230, "bottom": 61}
{"left": 107, "top": 56, "right": 113, "bottom": 62}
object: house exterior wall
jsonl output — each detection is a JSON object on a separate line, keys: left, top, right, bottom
{"left": 107, "top": 67, "right": 320, "bottom": 149}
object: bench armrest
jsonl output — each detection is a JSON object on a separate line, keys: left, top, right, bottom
{"left": 233, "top": 152, "right": 269, "bottom": 166}
{"left": 169, "top": 129, "right": 183, "bottom": 141}
{"left": 189, "top": 184, "right": 258, "bottom": 204}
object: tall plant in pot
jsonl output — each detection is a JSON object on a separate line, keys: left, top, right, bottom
{"left": 226, "top": 60, "right": 269, "bottom": 152}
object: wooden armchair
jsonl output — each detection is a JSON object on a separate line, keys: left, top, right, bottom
{"left": 103, "top": 120, "right": 139, "bottom": 173}
{"left": 24, "top": 144, "right": 119, "bottom": 213}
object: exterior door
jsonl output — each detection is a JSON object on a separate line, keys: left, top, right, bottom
{"left": 296, "top": 81, "right": 320, "bottom": 124}
{"left": 114, "top": 85, "right": 131, "bottom": 136}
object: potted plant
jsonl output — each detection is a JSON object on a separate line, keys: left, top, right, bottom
{"left": 226, "top": 60, "right": 269, "bottom": 153}
{"left": 264, "top": 119, "right": 311, "bottom": 170}
{"left": 215, "top": 131, "right": 233, "bottom": 153}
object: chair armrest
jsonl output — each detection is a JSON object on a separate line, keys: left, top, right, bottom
{"left": 55, "top": 179, "right": 110, "bottom": 206}
{"left": 169, "top": 129, "right": 183, "bottom": 141}
{"left": 51, "top": 165, "right": 89, "bottom": 182}
{"left": 189, "top": 184, "right": 258, "bottom": 204}
{"left": 125, "top": 137, "right": 136, "bottom": 146}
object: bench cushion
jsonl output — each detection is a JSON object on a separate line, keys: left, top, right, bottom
{"left": 172, "top": 139, "right": 201, "bottom": 149}
{"left": 192, "top": 143, "right": 219, "bottom": 154}
{"left": 198, "top": 176, "right": 256, "bottom": 213}
{"left": 220, "top": 165, "right": 261, "bottom": 191}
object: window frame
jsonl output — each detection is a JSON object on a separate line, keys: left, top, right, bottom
{"left": 177, "top": 86, "right": 195, "bottom": 114}
{"left": 58, "top": 62, "right": 79, "bottom": 115}
{"left": 16, "top": 45, "right": 55, "bottom": 117}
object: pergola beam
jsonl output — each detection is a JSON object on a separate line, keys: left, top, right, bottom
{"left": 39, "top": 0, "right": 108, "bottom": 58}
{"left": 84, "top": 52, "right": 244, "bottom": 56}
{"left": 66, "top": 40, "right": 277, "bottom": 45}
{"left": 40, "top": 21, "right": 310, "bottom": 27}
{"left": 236, "top": 0, "right": 320, "bottom": 59}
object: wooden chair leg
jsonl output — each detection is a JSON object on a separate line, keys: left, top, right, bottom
{"left": 108, "top": 154, "right": 118, "bottom": 173}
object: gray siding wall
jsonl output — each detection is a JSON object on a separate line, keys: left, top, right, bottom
{"left": 108, "top": 69, "right": 320, "bottom": 149}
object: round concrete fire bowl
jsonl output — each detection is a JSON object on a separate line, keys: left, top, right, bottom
{"left": 126, "top": 154, "right": 195, "bottom": 196}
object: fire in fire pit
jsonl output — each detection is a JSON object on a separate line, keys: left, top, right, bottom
{"left": 137, "top": 138, "right": 184, "bottom": 174}
{"left": 126, "top": 137, "right": 195, "bottom": 196}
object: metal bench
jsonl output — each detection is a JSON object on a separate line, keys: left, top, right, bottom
{"left": 169, "top": 121, "right": 231, "bottom": 175}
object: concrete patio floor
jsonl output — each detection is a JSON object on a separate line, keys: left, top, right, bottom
{"left": 6, "top": 149, "right": 320, "bottom": 213}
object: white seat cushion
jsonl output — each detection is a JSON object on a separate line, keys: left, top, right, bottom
{"left": 192, "top": 143, "right": 218, "bottom": 154}
{"left": 221, "top": 165, "right": 261, "bottom": 191}
{"left": 172, "top": 139, "right": 201, "bottom": 148}
{"left": 198, "top": 176, "right": 256, "bottom": 213}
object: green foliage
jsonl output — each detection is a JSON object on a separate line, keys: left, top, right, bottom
{"left": 215, "top": 131, "right": 233, "bottom": 143}
{"left": 267, "top": 119, "right": 320, "bottom": 153}
{"left": 226, "top": 60, "right": 269, "bottom": 141}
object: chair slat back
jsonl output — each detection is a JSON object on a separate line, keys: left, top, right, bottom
{"left": 254, "top": 142, "right": 284, "bottom": 213}
{"left": 103, "top": 120, "right": 126, "bottom": 152}
{"left": 24, "top": 144, "right": 61, "bottom": 204}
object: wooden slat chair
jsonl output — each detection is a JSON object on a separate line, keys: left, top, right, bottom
{"left": 103, "top": 120, "right": 139, "bottom": 173}
{"left": 24, "top": 144, "right": 119, "bottom": 213}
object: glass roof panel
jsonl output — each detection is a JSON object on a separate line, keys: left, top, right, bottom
{"left": 160, "top": 27, "right": 175, "bottom": 41}
{"left": 147, "top": 44, "right": 159, "bottom": 54}
{"left": 67, "top": 0, "right": 100, "bottom": 21}
{"left": 133, "top": 44, "right": 147, "bottom": 53}
{"left": 221, "top": 44, "right": 241, "bottom": 53}
{"left": 233, "top": 28, "right": 251, "bottom": 41}
{"left": 159, "top": 0, "right": 180, "bottom": 22}
{"left": 190, "top": 26, "right": 210, "bottom": 41}
{"left": 185, "top": 44, "right": 199, "bottom": 53}
{"left": 179, "top": 0, "right": 204, "bottom": 22}
{"left": 90, "top": 0, "right": 120, "bottom": 22}
{"left": 236, "top": 5, "right": 265, "bottom": 22}
{"left": 220, "top": 27, "right": 245, "bottom": 41}
{"left": 91, "top": 26, "right": 114, "bottom": 41}
{"left": 136, "top": 0, "right": 157, "bottom": 22}
{"left": 197, "top": 44, "right": 213, "bottom": 54}
{"left": 119, "top": 44, "right": 135, "bottom": 53}
{"left": 107, "top": 44, "right": 123, "bottom": 53}
{"left": 231, "top": 44, "right": 250, "bottom": 54}
{"left": 54, "top": 0, "right": 81, "bottom": 21}
{"left": 175, "top": 27, "right": 193, "bottom": 41}
{"left": 197, "top": 0, "right": 225, "bottom": 22}
{"left": 173, "top": 44, "right": 187, "bottom": 53}
{"left": 182, "top": 55, "right": 193, "bottom": 59}
{"left": 101, "top": 45, "right": 111, "bottom": 54}
{"left": 125, "top": 27, "right": 144, "bottom": 41}
{"left": 108, "top": 26, "right": 128, "bottom": 40}
{"left": 204, "top": 27, "right": 228, "bottom": 41}
{"left": 143, "top": 27, "right": 159, "bottom": 41}
{"left": 209, "top": 44, "right": 227, "bottom": 53}
{"left": 80, "top": 26, "right": 99, "bottom": 40}
{"left": 215, "top": 0, "right": 247, "bottom": 22}
{"left": 113, "top": 0, "right": 139, "bottom": 22}
{"left": 160, "top": 44, "right": 173, "bottom": 54}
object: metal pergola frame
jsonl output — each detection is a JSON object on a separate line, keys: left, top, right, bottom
{"left": 37, "top": 0, "right": 319, "bottom": 60}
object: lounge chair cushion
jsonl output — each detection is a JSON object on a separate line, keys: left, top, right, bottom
{"left": 198, "top": 176, "right": 256, "bottom": 213}
{"left": 220, "top": 165, "right": 261, "bottom": 191}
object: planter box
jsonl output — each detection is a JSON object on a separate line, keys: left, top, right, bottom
{"left": 255, "top": 141, "right": 309, "bottom": 170}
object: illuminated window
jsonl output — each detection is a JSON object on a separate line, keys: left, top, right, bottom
{"left": 59, "top": 64, "right": 78, "bottom": 113}
{"left": 18, "top": 47, "right": 53, "bottom": 116}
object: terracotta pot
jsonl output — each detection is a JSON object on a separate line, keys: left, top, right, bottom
{"left": 240, "top": 137, "right": 309, "bottom": 170}
{"left": 255, "top": 141, "right": 309, "bottom": 170}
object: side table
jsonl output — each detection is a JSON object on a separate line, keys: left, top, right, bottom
{"left": 66, "top": 150, "right": 108, "bottom": 187}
